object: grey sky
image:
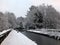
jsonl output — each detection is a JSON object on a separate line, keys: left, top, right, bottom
{"left": 0, "top": 0, "right": 60, "bottom": 17}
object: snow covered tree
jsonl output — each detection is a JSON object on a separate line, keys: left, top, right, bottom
{"left": 26, "top": 4, "right": 60, "bottom": 29}
{"left": 0, "top": 12, "right": 9, "bottom": 31}
{"left": 5, "top": 12, "right": 18, "bottom": 29}
{"left": 17, "top": 17, "right": 24, "bottom": 26}
{"left": 26, "top": 6, "right": 43, "bottom": 29}
{"left": 42, "top": 5, "right": 59, "bottom": 29}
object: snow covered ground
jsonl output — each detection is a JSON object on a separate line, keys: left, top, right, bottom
{"left": 1, "top": 30, "right": 37, "bottom": 45}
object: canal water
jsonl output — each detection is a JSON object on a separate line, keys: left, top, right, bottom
{"left": 22, "top": 31, "right": 60, "bottom": 45}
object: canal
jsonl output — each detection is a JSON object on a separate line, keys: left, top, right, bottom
{"left": 22, "top": 31, "right": 60, "bottom": 45}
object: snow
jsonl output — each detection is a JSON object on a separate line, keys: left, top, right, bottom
{"left": 1, "top": 30, "right": 37, "bottom": 45}
{"left": 0, "top": 29, "right": 11, "bottom": 35}
{"left": 0, "top": 29, "right": 11, "bottom": 38}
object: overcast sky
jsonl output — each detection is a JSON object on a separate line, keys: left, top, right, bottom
{"left": 0, "top": 0, "right": 60, "bottom": 17}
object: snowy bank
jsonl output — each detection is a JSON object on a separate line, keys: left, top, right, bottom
{"left": 1, "top": 30, "right": 37, "bottom": 45}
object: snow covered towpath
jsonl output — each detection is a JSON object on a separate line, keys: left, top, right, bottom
{"left": 1, "top": 30, "right": 37, "bottom": 45}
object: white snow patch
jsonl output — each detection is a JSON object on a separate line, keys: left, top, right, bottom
{"left": 0, "top": 29, "right": 11, "bottom": 35}
{"left": 1, "top": 30, "right": 37, "bottom": 45}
